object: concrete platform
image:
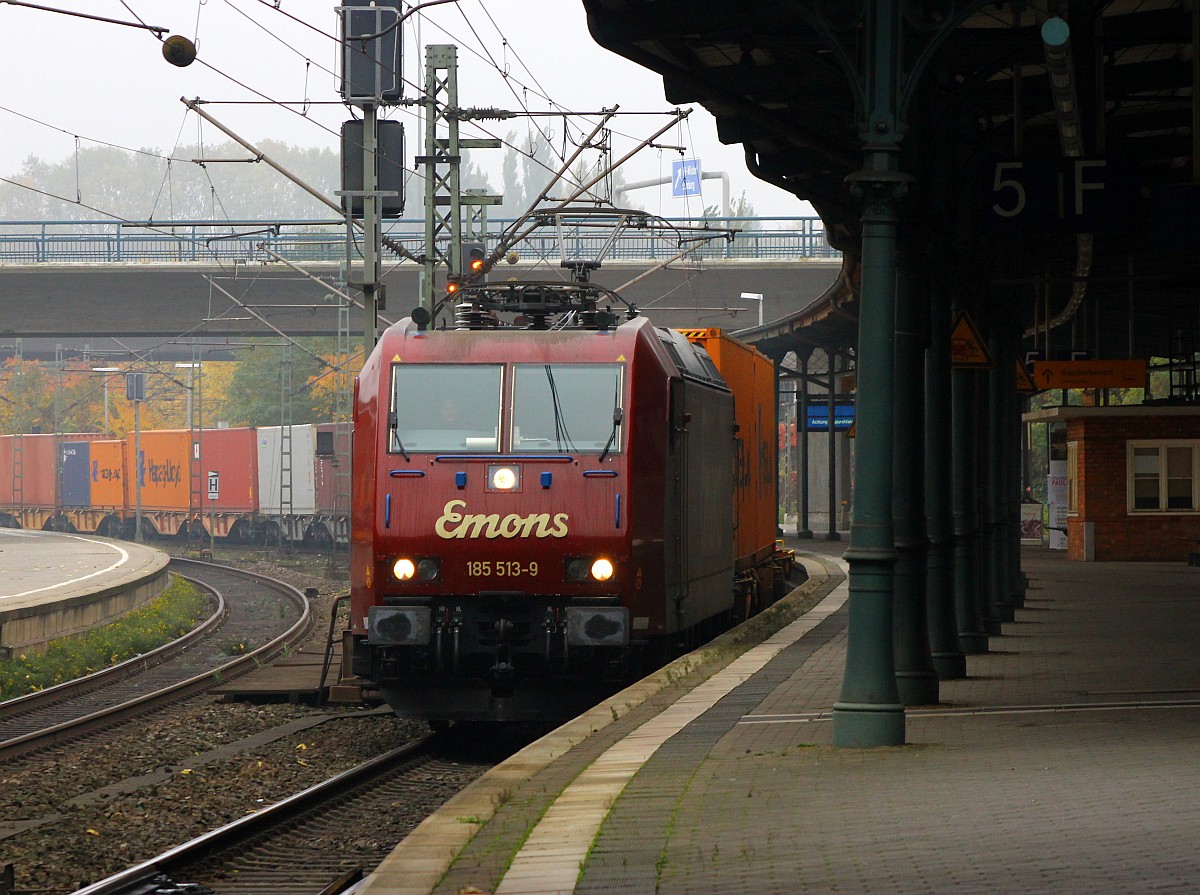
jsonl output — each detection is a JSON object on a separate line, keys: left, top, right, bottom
{"left": 357, "top": 541, "right": 1200, "bottom": 895}
{"left": 0, "top": 530, "right": 169, "bottom": 656}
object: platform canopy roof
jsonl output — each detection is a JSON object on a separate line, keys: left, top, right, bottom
{"left": 584, "top": 1, "right": 1200, "bottom": 367}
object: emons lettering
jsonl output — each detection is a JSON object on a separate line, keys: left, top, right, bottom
{"left": 435, "top": 499, "right": 569, "bottom": 539}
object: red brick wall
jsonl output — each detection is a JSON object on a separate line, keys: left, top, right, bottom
{"left": 1067, "top": 415, "right": 1200, "bottom": 561}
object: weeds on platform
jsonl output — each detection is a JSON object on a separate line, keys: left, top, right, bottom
{"left": 0, "top": 577, "right": 208, "bottom": 699}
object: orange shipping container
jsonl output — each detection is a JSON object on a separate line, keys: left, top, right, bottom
{"left": 89, "top": 440, "right": 127, "bottom": 510}
{"left": 677, "top": 328, "right": 777, "bottom": 568}
{"left": 125, "top": 430, "right": 191, "bottom": 511}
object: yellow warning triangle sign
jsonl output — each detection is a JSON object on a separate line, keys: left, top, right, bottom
{"left": 1015, "top": 358, "right": 1038, "bottom": 393}
{"left": 950, "top": 311, "right": 994, "bottom": 369}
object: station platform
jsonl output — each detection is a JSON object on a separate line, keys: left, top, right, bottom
{"left": 359, "top": 539, "right": 1200, "bottom": 895}
{"left": 0, "top": 530, "right": 169, "bottom": 655}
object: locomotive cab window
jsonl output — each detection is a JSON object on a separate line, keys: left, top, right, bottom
{"left": 511, "top": 364, "right": 623, "bottom": 453}
{"left": 390, "top": 364, "right": 502, "bottom": 453}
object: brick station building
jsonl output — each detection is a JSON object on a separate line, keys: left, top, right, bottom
{"left": 1027, "top": 406, "right": 1200, "bottom": 562}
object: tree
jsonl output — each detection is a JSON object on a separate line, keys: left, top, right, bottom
{"left": 0, "top": 357, "right": 244, "bottom": 438}
{"left": 307, "top": 346, "right": 364, "bottom": 424}
{"left": 0, "top": 141, "right": 341, "bottom": 222}
{"left": 218, "top": 340, "right": 339, "bottom": 427}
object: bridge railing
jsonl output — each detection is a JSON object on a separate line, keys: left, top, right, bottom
{"left": 0, "top": 217, "right": 839, "bottom": 265}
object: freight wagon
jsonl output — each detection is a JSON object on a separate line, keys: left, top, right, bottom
{"left": 0, "top": 424, "right": 349, "bottom": 546}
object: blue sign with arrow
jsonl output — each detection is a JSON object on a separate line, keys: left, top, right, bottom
{"left": 672, "top": 159, "right": 702, "bottom": 197}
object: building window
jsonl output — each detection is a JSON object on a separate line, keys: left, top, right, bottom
{"left": 1128, "top": 441, "right": 1198, "bottom": 513}
{"left": 1066, "top": 441, "right": 1078, "bottom": 514}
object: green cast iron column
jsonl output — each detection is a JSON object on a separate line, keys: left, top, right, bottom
{"left": 1007, "top": 325, "right": 1028, "bottom": 609}
{"left": 832, "top": 0, "right": 906, "bottom": 748}
{"left": 832, "top": 155, "right": 907, "bottom": 747}
{"left": 985, "top": 324, "right": 1015, "bottom": 632}
{"left": 798, "top": 351, "right": 814, "bottom": 539}
{"left": 893, "top": 254, "right": 939, "bottom": 705}
{"left": 924, "top": 275, "right": 965, "bottom": 678}
{"left": 952, "top": 334, "right": 989, "bottom": 654}
{"left": 826, "top": 352, "right": 841, "bottom": 540}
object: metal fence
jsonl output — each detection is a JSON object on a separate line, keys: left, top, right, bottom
{"left": 0, "top": 217, "right": 839, "bottom": 265}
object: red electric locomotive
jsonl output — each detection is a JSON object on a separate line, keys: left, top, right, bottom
{"left": 346, "top": 281, "right": 787, "bottom": 722}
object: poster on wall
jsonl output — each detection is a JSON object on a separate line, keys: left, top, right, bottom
{"left": 1047, "top": 459, "right": 1068, "bottom": 551}
{"left": 1020, "top": 503, "right": 1044, "bottom": 545}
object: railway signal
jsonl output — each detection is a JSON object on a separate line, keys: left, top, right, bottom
{"left": 463, "top": 242, "right": 487, "bottom": 282}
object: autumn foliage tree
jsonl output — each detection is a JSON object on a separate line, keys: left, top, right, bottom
{"left": 0, "top": 358, "right": 238, "bottom": 437}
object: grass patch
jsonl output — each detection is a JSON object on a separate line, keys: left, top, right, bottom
{"left": 0, "top": 577, "right": 210, "bottom": 699}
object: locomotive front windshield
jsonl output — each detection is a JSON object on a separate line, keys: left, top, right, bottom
{"left": 390, "top": 364, "right": 502, "bottom": 453}
{"left": 511, "top": 364, "right": 623, "bottom": 453}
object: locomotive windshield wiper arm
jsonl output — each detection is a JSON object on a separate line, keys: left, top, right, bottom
{"left": 599, "top": 407, "right": 622, "bottom": 464}
{"left": 598, "top": 375, "right": 622, "bottom": 463}
{"left": 389, "top": 410, "right": 410, "bottom": 462}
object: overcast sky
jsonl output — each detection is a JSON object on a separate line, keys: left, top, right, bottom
{"left": 0, "top": 0, "right": 810, "bottom": 220}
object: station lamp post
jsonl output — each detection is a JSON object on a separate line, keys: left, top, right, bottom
{"left": 91, "top": 367, "right": 119, "bottom": 434}
{"left": 126, "top": 372, "right": 145, "bottom": 543}
{"left": 174, "top": 362, "right": 201, "bottom": 425}
{"left": 741, "top": 292, "right": 764, "bottom": 327}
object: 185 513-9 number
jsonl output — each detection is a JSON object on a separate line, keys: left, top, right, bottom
{"left": 466, "top": 561, "right": 539, "bottom": 577}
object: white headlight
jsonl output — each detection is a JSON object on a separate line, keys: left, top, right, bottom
{"left": 590, "top": 558, "right": 614, "bottom": 581}
{"left": 491, "top": 466, "right": 518, "bottom": 490}
{"left": 393, "top": 558, "right": 416, "bottom": 580}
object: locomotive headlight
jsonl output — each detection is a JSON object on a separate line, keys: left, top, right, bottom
{"left": 416, "top": 558, "right": 441, "bottom": 582}
{"left": 490, "top": 465, "right": 519, "bottom": 490}
{"left": 393, "top": 558, "right": 416, "bottom": 580}
{"left": 566, "top": 556, "right": 616, "bottom": 582}
{"left": 590, "top": 558, "right": 615, "bottom": 581}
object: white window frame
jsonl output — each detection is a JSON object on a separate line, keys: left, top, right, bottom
{"left": 1126, "top": 440, "right": 1200, "bottom": 514}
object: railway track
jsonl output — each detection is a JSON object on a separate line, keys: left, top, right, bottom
{"left": 64, "top": 719, "right": 549, "bottom": 892}
{"left": 0, "top": 558, "right": 313, "bottom": 761}
{"left": 70, "top": 725, "right": 509, "bottom": 895}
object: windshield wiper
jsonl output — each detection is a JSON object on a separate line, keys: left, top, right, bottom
{"left": 598, "top": 407, "right": 622, "bottom": 463}
{"left": 389, "top": 410, "right": 410, "bottom": 462}
{"left": 599, "top": 374, "right": 622, "bottom": 463}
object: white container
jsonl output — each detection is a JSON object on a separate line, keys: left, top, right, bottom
{"left": 257, "top": 424, "right": 317, "bottom": 515}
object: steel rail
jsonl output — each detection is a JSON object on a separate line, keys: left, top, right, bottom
{"left": 0, "top": 559, "right": 314, "bottom": 761}
{"left": 69, "top": 731, "right": 437, "bottom": 895}
{"left": 0, "top": 571, "right": 229, "bottom": 722}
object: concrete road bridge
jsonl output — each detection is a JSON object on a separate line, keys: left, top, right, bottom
{"left": 0, "top": 216, "right": 839, "bottom": 356}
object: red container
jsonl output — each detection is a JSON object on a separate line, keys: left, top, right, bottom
{"left": 0, "top": 436, "right": 12, "bottom": 506}
{"left": 199, "top": 427, "right": 258, "bottom": 514}
{"left": 15, "top": 434, "right": 59, "bottom": 508}
{"left": 314, "top": 423, "right": 351, "bottom": 516}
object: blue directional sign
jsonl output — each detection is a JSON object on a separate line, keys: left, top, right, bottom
{"left": 806, "top": 404, "right": 856, "bottom": 431}
{"left": 671, "top": 159, "right": 702, "bottom": 197}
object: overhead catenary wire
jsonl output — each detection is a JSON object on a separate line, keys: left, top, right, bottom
{"left": 3, "top": 1, "right": 719, "bottom": 320}
{"left": 1, "top": 1, "right": 683, "bottom": 243}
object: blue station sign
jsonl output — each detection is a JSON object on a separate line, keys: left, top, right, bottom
{"left": 806, "top": 404, "right": 855, "bottom": 431}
